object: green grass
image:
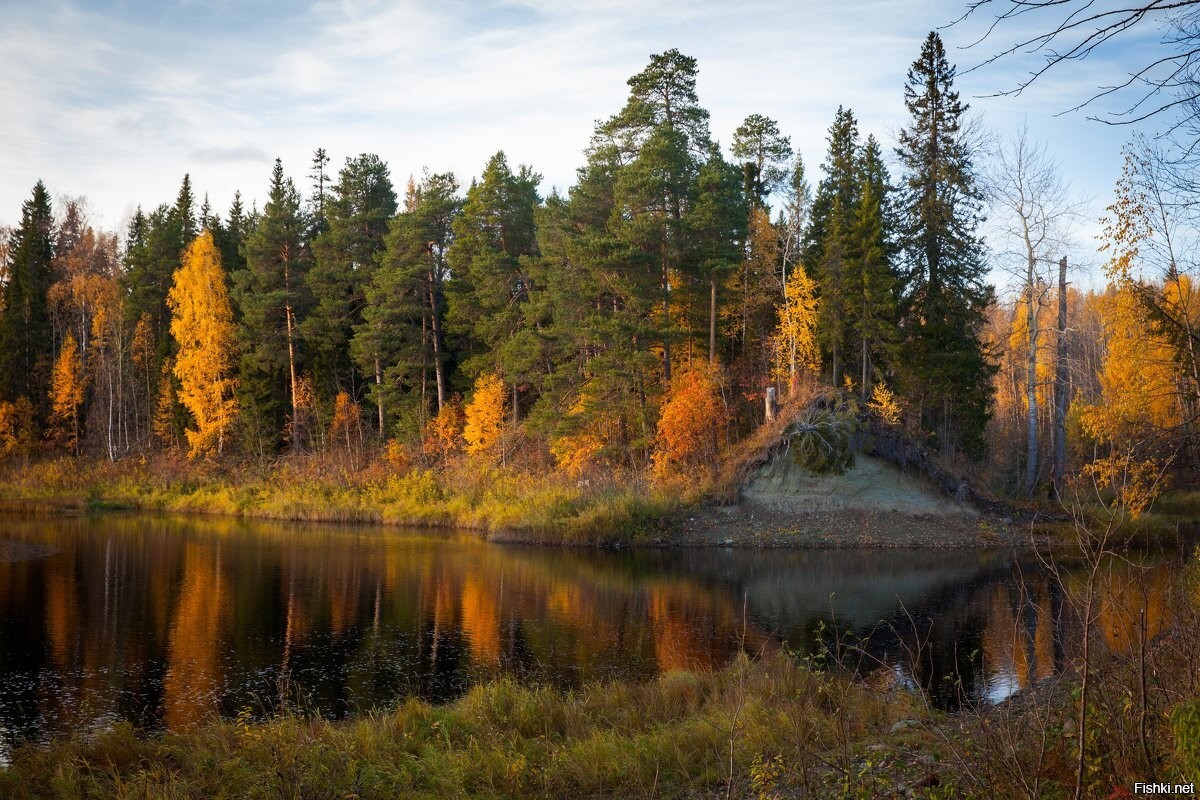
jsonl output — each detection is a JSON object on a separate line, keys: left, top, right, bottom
{"left": 0, "top": 653, "right": 922, "bottom": 800}
{"left": 0, "top": 456, "right": 683, "bottom": 545}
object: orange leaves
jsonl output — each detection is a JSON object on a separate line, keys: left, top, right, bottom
{"left": 652, "top": 363, "right": 727, "bottom": 479}
{"left": 167, "top": 231, "right": 238, "bottom": 459}
{"left": 49, "top": 332, "right": 86, "bottom": 452}
{"left": 463, "top": 373, "right": 507, "bottom": 458}
{"left": 422, "top": 398, "right": 464, "bottom": 461}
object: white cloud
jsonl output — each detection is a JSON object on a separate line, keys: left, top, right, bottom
{"left": 0, "top": 0, "right": 1142, "bottom": 276}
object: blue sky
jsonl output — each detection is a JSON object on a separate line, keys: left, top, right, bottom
{"left": 0, "top": 0, "right": 1168, "bottom": 284}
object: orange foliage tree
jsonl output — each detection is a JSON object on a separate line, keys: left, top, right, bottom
{"left": 422, "top": 396, "right": 464, "bottom": 462}
{"left": 652, "top": 364, "right": 727, "bottom": 479}
{"left": 49, "top": 332, "right": 86, "bottom": 453}
{"left": 463, "top": 373, "right": 506, "bottom": 458}
{"left": 167, "top": 231, "right": 238, "bottom": 458}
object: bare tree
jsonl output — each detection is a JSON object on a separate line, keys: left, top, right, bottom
{"left": 987, "top": 128, "right": 1086, "bottom": 495}
{"left": 952, "top": 2, "right": 1200, "bottom": 139}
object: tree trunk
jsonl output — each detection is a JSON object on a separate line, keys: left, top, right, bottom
{"left": 428, "top": 262, "right": 447, "bottom": 412}
{"left": 709, "top": 277, "right": 717, "bottom": 368}
{"left": 1025, "top": 255, "right": 1039, "bottom": 496}
{"left": 374, "top": 354, "right": 384, "bottom": 436}
{"left": 1053, "top": 256, "right": 1069, "bottom": 494}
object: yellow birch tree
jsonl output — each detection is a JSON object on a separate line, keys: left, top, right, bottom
{"left": 167, "top": 231, "right": 238, "bottom": 459}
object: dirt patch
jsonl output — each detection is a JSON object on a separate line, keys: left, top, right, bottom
{"left": 668, "top": 452, "right": 1025, "bottom": 549}
{"left": 0, "top": 539, "right": 58, "bottom": 563}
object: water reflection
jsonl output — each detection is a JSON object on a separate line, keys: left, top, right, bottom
{"left": 0, "top": 514, "right": 1187, "bottom": 759}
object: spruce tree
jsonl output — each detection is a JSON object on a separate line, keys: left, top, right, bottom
{"left": 843, "top": 135, "right": 898, "bottom": 398}
{"left": 805, "top": 107, "right": 862, "bottom": 387}
{"left": 355, "top": 172, "right": 459, "bottom": 433}
{"left": 235, "top": 159, "right": 311, "bottom": 451}
{"left": 895, "top": 32, "right": 995, "bottom": 456}
{"left": 0, "top": 181, "right": 55, "bottom": 417}
{"left": 303, "top": 154, "right": 397, "bottom": 402}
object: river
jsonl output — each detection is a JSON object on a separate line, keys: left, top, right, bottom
{"left": 0, "top": 513, "right": 1187, "bottom": 761}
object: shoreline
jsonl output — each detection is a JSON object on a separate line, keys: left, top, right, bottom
{"left": 0, "top": 485, "right": 1044, "bottom": 551}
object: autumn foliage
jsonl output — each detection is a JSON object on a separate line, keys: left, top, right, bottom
{"left": 652, "top": 364, "right": 727, "bottom": 479}
{"left": 463, "top": 373, "right": 506, "bottom": 458}
{"left": 771, "top": 264, "right": 820, "bottom": 393}
{"left": 49, "top": 332, "right": 86, "bottom": 452}
{"left": 167, "top": 232, "right": 239, "bottom": 459}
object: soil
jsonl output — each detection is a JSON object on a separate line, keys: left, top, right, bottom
{"left": 664, "top": 452, "right": 1034, "bottom": 549}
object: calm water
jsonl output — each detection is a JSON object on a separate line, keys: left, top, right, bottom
{"left": 0, "top": 513, "right": 1186, "bottom": 760}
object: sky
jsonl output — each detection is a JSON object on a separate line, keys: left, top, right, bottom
{"left": 0, "top": 0, "right": 1171, "bottom": 286}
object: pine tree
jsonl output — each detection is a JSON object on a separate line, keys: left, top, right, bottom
{"left": 731, "top": 114, "right": 793, "bottom": 208}
{"left": 168, "top": 231, "right": 238, "bottom": 458}
{"left": 0, "top": 181, "right": 55, "bottom": 420}
{"left": 895, "top": 32, "right": 995, "bottom": 456}
{"left": 446, "top": 152, "right": 542, "bottom": 415}
{"left": 355, "top": 172, "right": 459, "bottom": 434}
{"left": 304, "top": 154, "right": 397, "bottom": 403}
{"left": 235, "top": 159, "right": 311, "bottom": 451}
{"left": 597, "top": 48, "right": 712, "bottom": 382}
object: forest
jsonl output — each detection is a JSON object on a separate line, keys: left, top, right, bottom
{"left": 0, "top": 29, "right": 1190, "bottom": 522}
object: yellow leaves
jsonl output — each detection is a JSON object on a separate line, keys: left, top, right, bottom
{"left": 550, "top": 432, "right": 605, "bottom": 479}
{"left": 771, "top": 264, "right": 819, "bottom": 390}
{"left": 1081, "top": 452, "right": 1166, "bottom": 520}
{"left": 49, "top": 332, "right": 86, "bottom": 452}
{"left": 868, "top": 381, "right": 902, "bottom": 425}
{"left": 167, "top": 231, "right": 238, "bottom": 459}
{"left": 1081, "top": 284, "right": 1179, "bottom": 444}
{"left": 651, "top": 362, "right": 727, "bottom": 480}
{"left": 0, "top": 398, "right": 36, "bottom": 459}
{"left": 1099, "top": 150, "right": 1152, "bottom": 285}
{"left": 463, "top": 373, "right": 507, "bottom": 458}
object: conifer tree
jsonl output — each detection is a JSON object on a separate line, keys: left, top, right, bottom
{"left": 805, "top": 107, "right": 862, "bottom": 386}
{"left": 304, "top": 154, "right": 397, "bottom": 402}
{"left": 235, "top": 159, "right": 311, "bottom": 451}
{"left": 597, "top": 48, "right": 712, "bottom": 382}
{"left": 0, "top": 181, "right": 55, "bottom": 418}
{"left": 731, "top": 114, "right": 793, "bottom": 208}
{"left": 355, "top": 172, "right": 459, "bottom": 433}
{"left": 168, "top": 231, "right": 238, "bottom": 458}
{"left": 895, "top": 32, "right": 995, "bottom": 456}
{"left": 446, "top": 152, "right": 542, "bottom": 415}
{"left": 846, "top": 136, "right": 898, "bottom": 398}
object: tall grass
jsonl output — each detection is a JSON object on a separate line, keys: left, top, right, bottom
{"left": 0, "top": 456, "right": 682, "bottom": 544}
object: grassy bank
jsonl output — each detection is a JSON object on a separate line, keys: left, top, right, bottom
{"left": 2, "top": 642, "right": 1199, "bottom": 800}
{"left": 0, "top": 456, "right": 686, "bottom": 545}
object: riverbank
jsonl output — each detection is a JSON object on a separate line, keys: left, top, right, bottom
{"left": 0, "top": 454, "right": 1030, "bottom": 549}
{"left": 2, "top": 640, "right": 1198, "bottom": 799}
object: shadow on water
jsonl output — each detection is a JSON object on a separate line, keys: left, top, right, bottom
{"left": 0, "top": 513, "right": 1190, "bottom": 759}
